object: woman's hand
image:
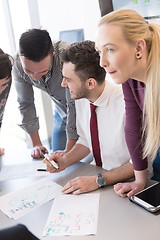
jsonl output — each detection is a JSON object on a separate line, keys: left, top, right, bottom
{"left": 114, "top": 180, "right": 146, "bottom": 197}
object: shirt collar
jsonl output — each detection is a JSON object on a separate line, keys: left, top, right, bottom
{"left": 44, "top": 56, "right": 53, "bottom": 83}
{"left": 92, "top": 80, "right": 110, "bottom": 107}
{"left": 44, "top": 68, "right": 52, "bottom": 83}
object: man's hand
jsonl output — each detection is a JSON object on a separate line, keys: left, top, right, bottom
{"left": 54, "top": 150, "right": 66, "bottom": 157}
{"left": 43, "top": 153, "right": 66, "bottom": 172}
{"left": 53, "top": 139, "right": 78, "bottom": 157}
{"left": 62, "top": 176, "right": 98, "bottom": 195}
{"left": 31, "top": 145, "right": 48, "bottom": 159}
{"left": 0, "top": 147, "right": 4, "bottom": 156}
{"left": 114, "top": 180, "right": 146, "bottom": 198}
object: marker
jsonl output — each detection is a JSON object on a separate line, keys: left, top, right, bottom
{"left": 41, "top": 150, "right": 59, "bottom": 169}
{"left": 37, "top": 169, "right": 47, "bottom": 171}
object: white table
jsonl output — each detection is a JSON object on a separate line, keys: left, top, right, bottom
{"left": 0, "top": 147, "right": 159, "bottom": 240}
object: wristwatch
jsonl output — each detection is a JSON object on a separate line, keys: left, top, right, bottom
{"left": 96, "top": 173, "right": 106, "bottom": 187}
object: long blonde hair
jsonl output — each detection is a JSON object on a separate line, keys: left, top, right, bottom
{"left": 99, "top": 9, "right": 160, "bottom": 161}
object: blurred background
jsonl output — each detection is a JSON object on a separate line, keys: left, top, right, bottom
{"left": 1, "top": 0, "right": 160, "bottom": 150}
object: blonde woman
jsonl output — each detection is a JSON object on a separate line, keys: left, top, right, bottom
{"left": 0, "top": 49, "right": 12, "bottom": 155}
{"left": 95, "top": 9, "right": 160, "bottom": 197}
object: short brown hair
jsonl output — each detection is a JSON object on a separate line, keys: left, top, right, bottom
{"left": 60, "top": 40, "right": 106, "bottom": 84}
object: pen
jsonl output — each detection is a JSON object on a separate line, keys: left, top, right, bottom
{"left": 41, "top": 150, "right": 59, "bottom": 169}
{"left": 37, "top": 169, "right": 47, "bottom": 171}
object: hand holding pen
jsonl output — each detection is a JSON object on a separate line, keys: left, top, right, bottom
{"left": 41, "top": 150, "right": 59, "bottom": 169}
{"left": 42, "top": 151, "right": 67, "bottom": 173}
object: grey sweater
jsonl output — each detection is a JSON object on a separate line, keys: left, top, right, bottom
{"left": 13, "top": 41, "right": 78, "bottom": 140}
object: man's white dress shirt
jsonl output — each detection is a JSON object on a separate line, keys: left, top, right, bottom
{"left": 75, "top": 80, "right": 131, "bottom": 170}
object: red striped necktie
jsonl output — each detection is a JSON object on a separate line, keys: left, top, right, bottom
{"left": 90, "top": 103, "right": 102, "bottom": 167}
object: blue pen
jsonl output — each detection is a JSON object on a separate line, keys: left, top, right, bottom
{"left": 41, "top": 150, "right": 59, "bottom": 169}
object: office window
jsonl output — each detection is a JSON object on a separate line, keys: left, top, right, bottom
{"left": 0, "top": 0, "right": 11, "bottom": 53}
{"left": 0, "top": 0, "right": 51, "bottom": 150}
{"left": 0, "top": 0, "right": 31, "bottom": 148}
{"left": 8, "top": 0, "right": 31, "bottom": 49}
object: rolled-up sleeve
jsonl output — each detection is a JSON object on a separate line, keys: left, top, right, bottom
{"left": 75, "top": 100, "right": 89, "bottom": 148}
{"left": 76, "top": 132, "right": 89, "bottom": 148}
{"left": 65, "top": 88, "right": 78, "bottom": 140}
{"left": 13, "top": 60, "right": 39, "bottom": 134}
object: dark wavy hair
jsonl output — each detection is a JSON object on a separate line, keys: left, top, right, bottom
{"left": 0, "top": 48, "right": 13, "bottom": 79}
{"left": 60, "top": 40, "right": 106, "bottom": 84}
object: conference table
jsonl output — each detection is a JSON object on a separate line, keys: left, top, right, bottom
{"left": 0, "top": 147, "right": 159, "bottom": 240}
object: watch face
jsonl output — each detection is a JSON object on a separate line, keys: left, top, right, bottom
{"left": 97, "top": 174, "right": 106, "bottom": 187}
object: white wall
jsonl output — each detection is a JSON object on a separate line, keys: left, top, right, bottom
{"left": 37, "top": 0, "right": 101, "bottom": 41}
{"left": 36, "top": 0, "right": 102, "bottom": 146}
{"left": 0, "top": 0, "right": 102, "bottom": 149}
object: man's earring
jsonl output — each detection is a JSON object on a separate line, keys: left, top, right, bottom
{"left": 136, "top": 53, "right": 142, "bottom": 60}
